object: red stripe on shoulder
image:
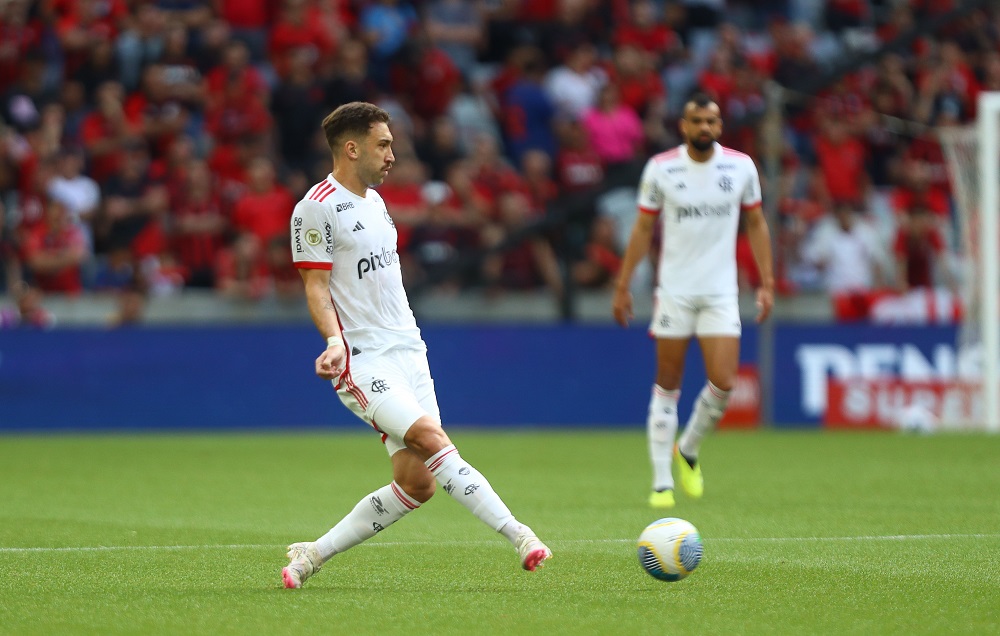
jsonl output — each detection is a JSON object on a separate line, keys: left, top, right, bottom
{"left": 651, "top": 148, "right": 681, "bottom": 162}
{"left": 309, "top": 182, "right": 334, "bottom": 201}
{"left": 305, "top": 183, "right": 321, "bottom": 200}
{"left": 294, "top": 262, "right": 333, "bottom": 270}
{"left": 317, "top": 186, "right": 337, "bottom": 202}
{"left": 721, "top": 146, "right": 750, "bottom": 159}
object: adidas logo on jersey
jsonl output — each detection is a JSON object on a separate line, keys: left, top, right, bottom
{"left": 353, "top": 222, "right": 365, "bottom": 232}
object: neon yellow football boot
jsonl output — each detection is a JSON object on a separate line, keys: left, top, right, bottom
{"left": 648, "top": 489, "right": 676, "bottom": 509}
{"left": 674, "top": 445, "right": 704, "bottom": 499}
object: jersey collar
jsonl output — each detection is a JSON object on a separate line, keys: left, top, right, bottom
{"left": 682, "top": 142, "right": 721, "bottom": 167}
{"left": 328, "top": 174, "right": 368, "bottom": 201}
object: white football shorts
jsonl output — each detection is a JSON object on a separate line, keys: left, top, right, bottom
{"left": 335, "top": 346, "right": 441, "bottom": 456}
{"left": 649, "top": 292, "right": 742, "bottom": 338}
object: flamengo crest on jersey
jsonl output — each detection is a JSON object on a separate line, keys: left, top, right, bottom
{"left": 637, "top": 142, "right": 761, "bottom": 295}
{"left": 291, "top": 174, "right": 424, "bottom": 357}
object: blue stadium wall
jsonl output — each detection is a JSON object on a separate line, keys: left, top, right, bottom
{"left": 0, "top": 324, "right": 956, "bottom": 431}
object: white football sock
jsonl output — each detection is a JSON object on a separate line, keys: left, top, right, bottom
{"left": 315, "top": 481, "right": 420, "bottom": 561}
{"left": 425, "top": 445, "right": 516, "bottom": 534}
{"left": 648, "top": 384, "right": 680, "bottom": 491}
{"left": 678, "top": 381, "right": 730, "bottom": 461}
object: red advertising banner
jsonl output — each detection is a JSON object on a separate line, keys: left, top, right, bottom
{"left": 824, "top": 379, "right": 980, "bottom": 429}
{"left": 719, "top": 365, "right": 760, "bottom": 429}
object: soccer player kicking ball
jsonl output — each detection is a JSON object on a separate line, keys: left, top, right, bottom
{"left": 282, "top": 102, "right": 551, "bottom": 588}
{"left": 612, "top": 93, "right": 774, "bottom": 509}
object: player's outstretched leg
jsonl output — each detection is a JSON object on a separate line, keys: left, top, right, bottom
{"left": 647, "top": 384, "right": 679, "bottom": 508}
{"left": 424, "top": 444, "right": 552, "bottom": 571}
{"left": 282, "top": 481, "right": 422, "bottom": 588}
{"left": 676, "top": 381, "right": 730, "bottom": 498}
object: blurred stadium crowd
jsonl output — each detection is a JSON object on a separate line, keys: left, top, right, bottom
{"left": 1, "top": 0, "right": 998, "bottom": 327}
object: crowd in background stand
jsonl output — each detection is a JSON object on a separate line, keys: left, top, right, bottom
{"left": 1, "top": 0, "right": 998, "bottom": 328}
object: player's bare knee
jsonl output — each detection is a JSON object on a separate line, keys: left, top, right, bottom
{"left": 708, "top": 377, "right": 734, "bottom": 392}
{"left": 655, "top": 364, "right": 683, "bottom": 390}
{"left": 398, "top": 473, "right": 436, "bottom": 503}
{"left": 654, "top": 362, "right": 684, "bottom": 390}
{"left": 403, "top": 416, "right": 451, "bottom": 459}
{"left": 655, "top": 375, "right": 683, "bottom": 391}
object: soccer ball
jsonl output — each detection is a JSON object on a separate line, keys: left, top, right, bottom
{"left": 896, "top": 403, "right": 937, "bottom": 434}
{"left": 637, "top": 517, "right": 703, "bottom": 581}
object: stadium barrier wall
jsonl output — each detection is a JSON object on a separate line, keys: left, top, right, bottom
{"left": 0, "top": 324, "right": 957, "bottom": 431}
{"left": 0, "top": 324, "right": 754, "bottom": 431}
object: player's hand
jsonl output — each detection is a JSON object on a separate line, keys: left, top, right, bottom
{"left": 612, "top": 287, "right": 634, "bottom": 327}
{"left": 315, "top": 344, "right": 346, "bottom": 380}
{"left": 755, "top": 287, "right": 774, "bottom": 323}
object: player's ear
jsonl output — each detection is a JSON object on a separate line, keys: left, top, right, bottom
{"left": 345, "top": 141, "right": 358, "bottom": 160}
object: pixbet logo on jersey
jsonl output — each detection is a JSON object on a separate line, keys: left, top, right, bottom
{"left": 357, "top": 246, "right": 400, "bottom": 279}
{"left": 675, "top": 203, "right": 731, "bottom": 221}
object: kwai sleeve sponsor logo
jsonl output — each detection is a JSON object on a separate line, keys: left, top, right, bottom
{"left": 293, "top": 214, "right": 328, "bottom": 253}
{"left": 293, "top": 216, "right": 303, "bottom": 252}
{"left": 640, "top": 179, "right": 661, "bottom": 204}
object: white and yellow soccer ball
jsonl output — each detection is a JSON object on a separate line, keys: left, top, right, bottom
{"left": 637, "top": 517, "right": 703, "bottom": 581}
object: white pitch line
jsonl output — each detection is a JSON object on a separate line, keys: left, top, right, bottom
{"left": 710, "top": 533, "right": 1000, "bottom": 542}
{"left": 0, "top": 544, "right": 275, "bottom": 553}
{"left": 1, "top": 533, "right": 999, "bottom": 553}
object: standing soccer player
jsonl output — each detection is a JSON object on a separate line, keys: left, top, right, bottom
{"left": 612, "top": 93, "right": 774, "bottom": 509}
{"left": 281, "top": 102, "right": 551, "bottom": 588}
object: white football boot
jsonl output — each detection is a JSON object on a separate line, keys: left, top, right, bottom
{"left": 514, "top": 530, "right": 552, "bottom": 572}
{"left": 282, "top": 542, "right": 323, "bottom": 589}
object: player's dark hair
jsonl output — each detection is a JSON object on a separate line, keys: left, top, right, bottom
{"left": 322, "top": 102, "right": 391, "bottom": 153}
{"left": 686, "top": 92, "right": 715, "bottom": 110}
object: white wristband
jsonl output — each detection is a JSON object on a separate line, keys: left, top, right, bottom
{"left": 326, "top": 336, "right": 344, "bottom": 349}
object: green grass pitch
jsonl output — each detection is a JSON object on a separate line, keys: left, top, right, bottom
{"left": 1, "top": 429, "right": 998, "bottom": 635}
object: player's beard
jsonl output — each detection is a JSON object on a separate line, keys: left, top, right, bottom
{"left": 365, "top": 163, "right": 391, "bottom": 187}
{"left": 689, "top": 134, "right": 715, "bottom": 152}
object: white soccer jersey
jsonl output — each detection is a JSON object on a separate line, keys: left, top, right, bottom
{"left": 636, "top": 142, "right": 762, "bottom": 295}
{"left": 291, "top": 174, "right": 424, "bottom": 357}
